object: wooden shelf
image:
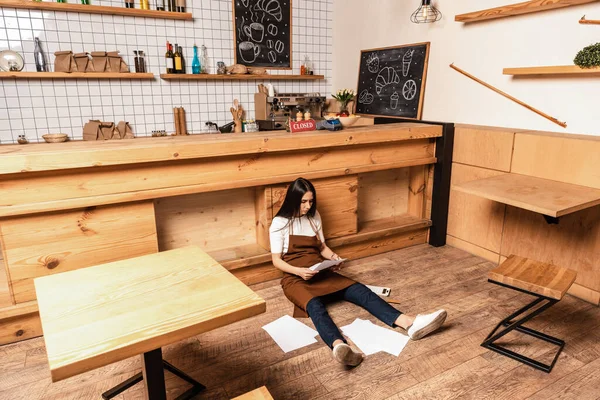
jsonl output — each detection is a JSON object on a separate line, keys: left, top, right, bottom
{"left": 452, "top": 173, "right": 600, "bottom": 218}
{"left": 0, "top": 72, "right": 155, "bottom": 80}
{"left": 503, "top": 65, "right": 600, "bottom": 77}
{"left": 0, "top": 0, "right": 192, "bottom": 20}
{"left": 455, "top": 0, "right": 599, "bottom": 23}
{"left": 160, "top": 74, "right": 325, "bottom": 81}
{"left": 209, "top": 214, "right": 431, "bottom": 271}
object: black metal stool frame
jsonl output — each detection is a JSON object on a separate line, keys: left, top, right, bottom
{"left": 481, "top": 280, "right": 565, "bottom": 373}
{"left": 101, "top": 348, "right": 205, "bottom": 400}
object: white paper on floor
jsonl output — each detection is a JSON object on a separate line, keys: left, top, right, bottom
{"left": 340, "top": 318, "right": 410, "bottom": 357}
{"left": 262, "top": 315, "right": 319, "bottom": 353}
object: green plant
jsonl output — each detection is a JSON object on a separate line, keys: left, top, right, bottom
{"left": 574, "top": 42, "right": 600, "bottom": 68}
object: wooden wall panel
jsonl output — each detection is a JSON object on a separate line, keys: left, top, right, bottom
{"left": 501, "top": 206, "right": 600, "bottom": 293}
{"left": 0, "top": 312, "right": 42, "bottom": 346}
{"left": 0, "top": 201, "right": 158, "bottom": 303}
{"left": 512, "top": 132, "right": 600, "bottom": 189}
{"left": 358, "top": 169, "right": 410, "bottom": 224}
{"left": 448, "top": 163, "right": 506, "bottom": 253}
{"left": 155, "top": 189, "right": 256, "bottom": 253}
{"left": 453, "top": 125, "right": 515, "bottom": 171}
{"left": 255, "top": 187, "right": 271, "bottom": 251}
{"left": 446, "top": 235, "right": 500, "bottom": 264}
{"left": 408, "top": 166, "right": 427, "bottom": 220}
{"left": 269, "top": 176, "right": 358, "bottom": 241}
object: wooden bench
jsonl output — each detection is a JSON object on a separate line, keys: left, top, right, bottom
{"left": 231, "top": 386, "right": 274, "bottom": 400}
{"left": 482, "top": 255, "right": 577, "bottom": 373}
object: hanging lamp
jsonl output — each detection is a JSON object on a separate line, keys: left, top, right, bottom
{"left": 410, "top": 0, "right": 442, "bottom": 24}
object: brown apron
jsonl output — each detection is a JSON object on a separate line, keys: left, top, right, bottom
{"left": 281, "top": 234, "right": 356, "bottom": 318}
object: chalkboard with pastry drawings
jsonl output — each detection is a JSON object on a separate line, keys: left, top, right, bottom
{"left": 233, "top": 0, "right": 292, "bottom": 69}
{"left": 355, "top": 42, "right": 430, "bottom": 119}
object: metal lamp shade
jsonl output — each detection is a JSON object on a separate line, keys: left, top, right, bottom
{"left": 410, "top": 0, "right": 442, "bottom": 24}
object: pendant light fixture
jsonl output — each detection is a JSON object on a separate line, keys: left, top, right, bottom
{"left": 410, "top": 0, "right": 442, "bottom": 24}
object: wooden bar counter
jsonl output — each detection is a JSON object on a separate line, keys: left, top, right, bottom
{"left": 0, "top": 122, "right": 444, "bottom": 345}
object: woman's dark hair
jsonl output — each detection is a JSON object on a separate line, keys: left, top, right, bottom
{"left": 275, "top": 177, "right": 317, "bottom": 220}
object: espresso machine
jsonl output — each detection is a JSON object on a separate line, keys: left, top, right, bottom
{"left": 255, "top": 92, "right": 327, "bottom": 131}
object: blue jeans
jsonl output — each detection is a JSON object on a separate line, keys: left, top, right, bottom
{"left": 306, "top": 283, "right": 402, "bottom": 348}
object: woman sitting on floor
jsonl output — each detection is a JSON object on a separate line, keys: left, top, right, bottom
{"left": 269, "top": 177, "right": 447, "bottom": 367}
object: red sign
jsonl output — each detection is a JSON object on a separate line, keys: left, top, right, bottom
{"left": 287, "top": 118, "right": 316, "bottom": 133}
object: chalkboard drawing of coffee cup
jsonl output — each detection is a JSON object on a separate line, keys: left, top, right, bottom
{"left": 240, "top": 42, "right": 261, "bottom": 63}
{"left": 376, "top": 67, "right": 400, "bottom": 95}
{"left": 402, "top": 80, "right": 417, "bottom": 100}
{"left": 402, "top": 50, "right": 414, "bottom": 77}
{"left": 244, "top": 23, "right": 265, "bottom": 43}
{"left": 390, "top": 92, "right": 399, "bottom": 109}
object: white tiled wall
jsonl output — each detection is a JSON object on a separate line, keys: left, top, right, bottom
{"left": 0, "top": 0, "right": 333, "bottom": 144}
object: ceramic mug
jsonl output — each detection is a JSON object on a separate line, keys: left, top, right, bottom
{"left": 243, "top": 23, "right": 264, "bottom": 43}
{"left": 239, "top": 41, "right": 260, "bottom": 63}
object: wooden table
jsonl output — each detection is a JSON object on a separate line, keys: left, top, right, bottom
{"left": 453, "top": 173, "right": 600, "bottom": 219}
{"left": 33, "top": 246, "right": 266, "bottom": 399}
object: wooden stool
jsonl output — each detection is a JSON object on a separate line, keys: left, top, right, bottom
{"left": 231, "top": 386, "right": 274, "bottom": 400}
{"left": 482, "top": 255, "right": 577, "bottom": 373}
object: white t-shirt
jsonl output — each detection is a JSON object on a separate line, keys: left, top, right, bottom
{"left": 269, "top": 211, "right": 326, "bottom": 254}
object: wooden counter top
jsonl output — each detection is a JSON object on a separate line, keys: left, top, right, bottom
{"left": 0, "top": 123, "right": 441, "bottom": 175}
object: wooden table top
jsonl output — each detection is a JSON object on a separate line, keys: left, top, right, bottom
{"left": 33, "top": 246, "right": 266, "bottom": 382}
{"left": 452, "top": 173, "right": 600, "bottom": 218}
{"left": 489, "top": 255, "right": 577, "bottom": 300}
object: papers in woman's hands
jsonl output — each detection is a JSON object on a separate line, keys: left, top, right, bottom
{"left": 309, "top": 258, "right": 346, "bottom": 272}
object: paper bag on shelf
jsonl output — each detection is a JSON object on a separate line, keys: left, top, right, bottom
{"left": 116, "top": 121, "right": 134, "bottom": 139}
{"left": 82, "top": 120, "right": 102, "bottom": 141}
{"left": 107, "top": 51, "right": 126, "bottom": 73}
{"left": 91, "top": 51, "right": 108, "bottom": 72}
{"left": 54, "top": 51, "right": 76, "bottom": 72}
{"left": 73, "top": 52, "right": 90, "bottom": 73}
{"left": 120, "top": 58, "right": 129, "bottom": 73}
{"left": 99, "top": 122, "right": 115, "bottom": 140}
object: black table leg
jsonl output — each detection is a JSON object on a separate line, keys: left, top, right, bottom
{"left": 101, "top": 348, "right": 206, "bottom": 400}
{"left": 481, "top": 280, "right": 565, "bottom": 373}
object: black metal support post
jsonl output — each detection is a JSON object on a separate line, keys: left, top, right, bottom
{"left": 481, "top": 280, "right": 565, "bottom": 373}
{"left": 102, "top": 348, "right": 206, "bottom": 400}
{"left": 374, "top": 117, "right": 455, "bottom": 247}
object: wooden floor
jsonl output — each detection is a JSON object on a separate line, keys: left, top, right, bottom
{"left": 1, "top": 244, "right": 599, "bottom": 400}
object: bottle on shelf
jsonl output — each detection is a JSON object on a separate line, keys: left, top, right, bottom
{"left": 200, "top": 44, "right": 208, "bottom": 73}
{"left": 192, "top": 44, "right": 201, "bottom": 74}
{"left": 134, "top": 50, "right": 140, "bottom": 72}
{"left": 156, "top": 0, "right": 165, "bottom": 11}
{"left": 173, "top": 44, "right": 183, "bottom": 74}
{"left": 141, "top": 0, "right": 150, "bottom": 10}
{"left": 124, "top": 0, "right": 134, "bottom": 8}
{"left": 301, "top": 56, "right": 307, "bottom": 75}
{"left": 176, "top": 0, "right": 185, "bottom": 12}
{"left": 34, "top": 37, "right": 48, "bottom": 72}
{"left": 80, "top": 0, "right": 90, "bottom": 4}
{"left": 178, "top": 45, "right": 185, "bottom": 73}
{"left": 165, "top": 41, "right": 174, "bottom": 74}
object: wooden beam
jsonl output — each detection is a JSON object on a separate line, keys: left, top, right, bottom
{"left": 455, "top": 0, "right": 600, "bottom": 23}
{"left": 160, "top": 74, "right": 324, "bottom": 81}
{"left": 0, "top": 72, "right": 155, "bottom": 80}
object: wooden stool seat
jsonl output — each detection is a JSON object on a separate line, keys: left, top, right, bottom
{"left": 482, "top": 255, "right": 577, "bottom": 373}
{"left": 232, "top": 386, "right": 274, "bottom": 400}
{"left": 489, "top": 255, "right": 577, "bottom": 300}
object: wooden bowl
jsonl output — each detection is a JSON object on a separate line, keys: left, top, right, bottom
{"left": 338, "top": 116, "right": 361, "bottom": 127}
{"left": 42, "top": 133, "right": 69, "bottom": 143}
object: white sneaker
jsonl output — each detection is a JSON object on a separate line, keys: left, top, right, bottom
{"left": 332, "top": 343, "right": 363, "bottom": 367}
{"left": 407, "top": 309, "right": 447, "bottom": 340}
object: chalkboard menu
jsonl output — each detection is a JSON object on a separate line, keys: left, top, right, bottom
{"left": 355, "top": 42, "right": 430, "bottom": 119}
{"left": 233, "top": 0, "right": 292, "bottom": 69}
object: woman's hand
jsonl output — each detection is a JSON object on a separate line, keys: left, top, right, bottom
{"left": 297, "top": 268, "right": 319, "bottom": 281}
